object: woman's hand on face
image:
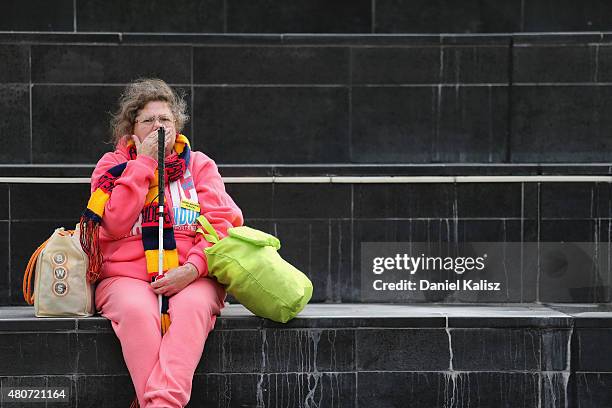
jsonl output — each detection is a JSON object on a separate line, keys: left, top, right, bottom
{"left": 150, "top": 263, "right": 199, "bottom": 296}
{"left": 131, "top": 127, "right": 176, "bottom": 160}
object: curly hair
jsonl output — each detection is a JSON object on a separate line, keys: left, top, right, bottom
{"left": 110, "top": 78, "right": 189, "bottom": 146}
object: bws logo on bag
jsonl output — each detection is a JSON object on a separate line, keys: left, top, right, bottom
{"left": 53, "top": 253, "right": 66, "bottom": 265}
{"left": 54, "top": 267, "right": 67, "bottom": 280}
{"left": 52, "top": 252, "right": 69, "bottom": 297}
{"left": 53, "top": 281, "right": 68, "bottom": 296}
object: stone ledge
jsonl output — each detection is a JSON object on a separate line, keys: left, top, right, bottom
{"left": 1, "top": 303, "right": 610, "bottom": 407}
{"left": 4, "top": 163, "right": 612, "bottom": 178}
{"left": 2, "top": 32, "right": 612, "bottom": 46}
{"left": 3, "top": 303, "right": 610, "bottom": 331}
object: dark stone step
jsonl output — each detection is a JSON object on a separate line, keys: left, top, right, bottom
{"left": 3, "top": 32, "right": 612, "bottom": 46}
{"left": 4, "top": 1, "right": 612, "bottom": 34}
{"left": 0, "top": 32, "right": 513, "bottom": 46}
{"left": 4, "top": 32, "right": 612, "bottom": 165}
{"left": 0, "top": 304, "right": 610, "bottom": 407}
{"left": 5, "top": 163, "right": 612, "bottom": 178}
{"left": 5, "top": 32, "right": 612, "bottom": 46}
{"left": 3, "top": 180, "right": 612, "bottom": 305}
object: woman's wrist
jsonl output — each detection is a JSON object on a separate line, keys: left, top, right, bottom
{"left": 184, "top": 262, "right": 199, "bottom": 280}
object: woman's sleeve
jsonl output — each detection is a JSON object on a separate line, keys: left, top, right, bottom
{"left": 90, "top": 152, "right": 158, "bottom": 239}
{"left": 186, "top": 153, "right": 244, "bottom": 277}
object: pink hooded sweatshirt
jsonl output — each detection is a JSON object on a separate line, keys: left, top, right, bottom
{"left": 90, "top": 143, "right": 243, "bottom": 282}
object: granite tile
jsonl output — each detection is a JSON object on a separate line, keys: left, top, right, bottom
{"left": 537, "top": 240, "right": 610, "bottom": 303}
{"left": 435, "top": 85, "right": 509, "bottom": 162}
{"left": 575, "top": 373, "right": 612, "bottom": 408}
{"left": 351, "top": 47, "right": 440, "bottom": 84}
{"left": 0, "top": 33, "right": 120, "bottom": 44}
{"left": 351, "top": 85, "right": 508, "bottom": 162}
{"left": 0, "top": 222, "right": 9, "bottom": 303}
{"left": 457, "top": 219, "right": 538, "bottom": 242}
{"left": 31, "top": 85, "right": 122, "bottom": 163}
{"left": 273, "top": 184, "right": 351, "bottom": 219}
{"left": 227, "top": 0, "right": 371, "bottom": 33}
{"left": 596, "top": 45, "right": 612, "bottom": 82}
{"left": 574, "top": 328, "right": 612, "bottom": 371}
{"left": 511, "top": 85, "right": 612, "bottom": 162}
{"left": 354, "top": 184, "right": 454, "bottom": 218}
{"left": 0, "top": 332, "right": 77, "bottom": 375}
{"left": 76, "top": 332, "right": 127, "bottom": 375}
{"left": 356, "top": 328, "right": 450, "bottom": 370}
{"left": 224, "top": 183, "right": 273, "bottom": 219}
{"left": 76, "top": 0, "right": 224, "bottom": 33}
{"left": 194, "top": 46, "right": 349, "bottom": 84}
{"left": 10, "top": 183, "right": 89, "bottom": 221}
{"left": 76, "top": 316, "right": 113, "bottom": 332}
{"left": 540, "top": 182, "right": 604, "bottom": 219}
{"left": 523, "top": 0, "right": 612, "bottom": 32}
{"left": 454, "top": 372, "right": 539, "bottom": 407}
{"left": 0, "top": 315, "right": 76, "bottom": 331}
{"left": 441, "top": 45, "right": 510, "bottom": 83}
{"left": 0, "top": 84, "right": 30, "bottom": 164}
{"left": 76, "top": 374, "right": 135, "bottom": 408}
{"left": 0, "top": 185, "right": 7, "bottom": 220}
{"left": 456, "top": 183, "right": 522, "bottom": 218}
{"left": 514, "top": 45, "right": 596, "bottom": 83}
{"left": 374, "top": 0, "right": 522, "bottom": 33}
{"left": 541, "top": 329, "right": 571, "bottom": 371}
{"left": 451, "top": 328, "right": 541, "bottom": 370}
{"left": 0, "top": 45, "right": 29, "bottom": 83}
{"left": 541, "top": 372, "right": 570, "bottom": 408}
{"left": 194, "top": 86, "right": 349, "bottom": 164}
{"left": 539, "top": 220, "right": 597, "bottom": 242}
{"left": 191, "top": 372, "right": 356, "bottom": 407}
{"left": 273, "top": 220, "right": 333, "bottom": 302}
{"left": 121, "top": 33, "right": 282, "bottom": 45}
{"left": 32, "top": 45, "right": 191, "bottom": 84}
{"left": 197, "top": 329, "right": 262, "bottom": 374}
{"left": 0, "top": 0, "right": 73, "bottom": 31}
{"left": 357, "top": 372, "right": 448, "bottom": 407}
{"left": 32, "top": 85, "right": 191, "bottom": 163}
{"left": 351, "top": 86, "right": 434, "bottom": 163}
{"left": 263, "top": 328, "right": 355, "bottom": 372}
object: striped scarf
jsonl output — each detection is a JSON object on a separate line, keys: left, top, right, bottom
{"left": 80, "top": 134, "right": 191, "bottom": 331}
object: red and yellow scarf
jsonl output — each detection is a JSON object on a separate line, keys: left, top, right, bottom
{"left": 79, "top": 134, "right": 191, "bottom": 331}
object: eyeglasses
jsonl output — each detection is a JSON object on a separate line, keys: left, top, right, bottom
{"left": 135, "top": 115, "right": 175, "bottom": 127}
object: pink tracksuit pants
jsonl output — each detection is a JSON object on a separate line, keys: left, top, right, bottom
{"left": 95, "top": 275, "right": 226, "bottom": 407}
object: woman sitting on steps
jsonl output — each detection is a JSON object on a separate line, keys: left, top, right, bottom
{"left": 82, "top": 78, "right": 243, "bottom": 407}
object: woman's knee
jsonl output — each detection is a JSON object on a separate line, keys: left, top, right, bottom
{"left": 119, "top": 301, "right": 160, "bottom": 324}
{"left": 98, "top": 281, "right": 160, "bottom": 324}
{"left": 97, "top": 277, "right": 157, "bottom": 308}
{"left": 170, "top": 278, "right": 225, "bottom": 316}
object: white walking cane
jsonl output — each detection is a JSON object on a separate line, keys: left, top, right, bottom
{"left": 157, "top": 127, "right": 165, "bottom": 332}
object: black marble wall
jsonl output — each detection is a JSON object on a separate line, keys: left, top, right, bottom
{"left": 4, "top": 0, "right": 612, "bottom": 33}
{"left": 3, "top": 179, "right": 612, "bottom": 306}
{"left": 2, "top": 21, "right": 612, "bottom": 307}
{"left": 3, "top": 33, "right": 612, "bottom": 164}
{"left": 2, "top": 304, "right": 610, "bottom": 407}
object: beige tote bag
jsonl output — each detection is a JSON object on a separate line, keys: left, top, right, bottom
{"left": 23, "top": 226, "right": 95, "bottom": 317}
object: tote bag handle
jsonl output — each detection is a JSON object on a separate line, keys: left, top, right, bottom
{"left": 195, "top": 215, "right": 220, "bottom": 244}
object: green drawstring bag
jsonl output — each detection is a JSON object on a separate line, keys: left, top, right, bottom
{"left": 196, "top": 215, "right": 313, "bottom": 323}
